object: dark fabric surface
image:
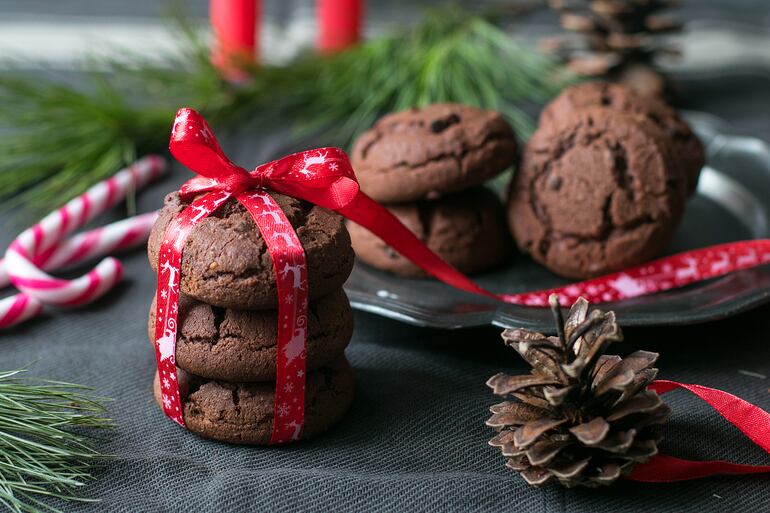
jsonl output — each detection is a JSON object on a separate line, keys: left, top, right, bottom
{"left": 2, "top": 72, "right": 770, "bottom": 513}
{"left": 2, "top": 0, "right": 770, "bottom": 505}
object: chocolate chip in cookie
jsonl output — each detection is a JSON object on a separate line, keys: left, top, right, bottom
{"left": 351, "top": 103, "right": 518, "bottom": 203}
{"left": 508, "top": 107, "right": 685, "bottom": 279}
{"left": 148, "top": 192, "right": 354, "bottom": 310}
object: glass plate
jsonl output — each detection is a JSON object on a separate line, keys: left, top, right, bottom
{"left": 343, "top": 114, "right": 770, "bottom": 330}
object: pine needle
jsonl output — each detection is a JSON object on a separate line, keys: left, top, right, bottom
{"left": 0, "top": 369, "right": 113, "bottom": 513}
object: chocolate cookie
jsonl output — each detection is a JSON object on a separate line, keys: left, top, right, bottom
{"left": 347, "top": 187, "right": 511, "bottom": 277}
{"left": 351, "top": 103, "right": 518, "bottom": 203}
{"left": 152, "top": 356, "right": 354, "bottom": 445}
{"left": 540, "top": 81, "right": 704, "bottom": 195}
{"left": 509, "top": 108, "right": 685, "bottom": 279}
{"left": 148, "top": 289, "right": 353, "bottom": 382}
{"left": 148, "top": 192, "right": 354, "bottom": 310}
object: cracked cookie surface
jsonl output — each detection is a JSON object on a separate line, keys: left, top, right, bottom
{"left": 508, "top": 107, "right": 685, "bottom": 279}
{"left": 153, "top": 356, "right": 354, "bottom": 445}
{"left": 148, "top": 191, "right": 354, "bottom": 310}
{"left": 351, "top": 103, "right": 517, "bottom": 203}
{"left": 347, "top": 187, "right": 511, "bottom": 277}
{"left": 540, "top": 81, "right": 704, "bottom": 195}
{"left": 148, "top": 289, "right": 353, "bottom": 382}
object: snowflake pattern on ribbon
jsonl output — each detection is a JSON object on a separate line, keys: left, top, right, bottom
{"left": 154, "top": 190, "right": 231, "bottom": 427}
{"left": 238, "top": 190, "right": 308, "bottom": 443}
{"left": 503, "top": 240, "right": 770, "bottom": 306}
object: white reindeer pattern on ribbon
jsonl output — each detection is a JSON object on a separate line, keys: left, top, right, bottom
{"left": 235, "top": 187, "right": 308, "bottom": 444}
{"left": 298, "top": 151, "right": 327, "bottom": 176}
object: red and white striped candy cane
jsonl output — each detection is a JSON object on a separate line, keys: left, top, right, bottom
{"left": 0, "top": 212, "right": 158, "bottom": 289}
{"left": 0, "top": 294, "right": 44, "bottom": 328}
{"left": 0, "top": 212, "right": 159, "bottom": 328}
{"left": 3, "top": 155, "right": 165, "bottom": 312}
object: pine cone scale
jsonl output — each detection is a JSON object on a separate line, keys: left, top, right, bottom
{"left": 486, "top": 373, "right": 562, "bottom": 395}
{"left": 549, "top": 458, "right": 591, "bottom": 480}
{"left": 568, "top": 417, "right": 611, "bottom": 445}
{"left": 606, "top": 390, "right": 666, "bottom": 422}
{"left": 591, "top": 354, "right": 622, "bottom": 382}
{"left": 594, "top": 428, "right": 636, "bottom": 453}
{"left": 500, "top": 329, "right": 569, "bottom": 380}
{"left": 486, "top": 401, "right": 549, "bottom": 428}
{"left": 593, "top": 462, "right": 622, "bottom": 483}
{"left": 519, "top": 466, "right": 552, "bottom": 485}
{"left": 623, "top": 438, "right": 659, "bottom": 460}
{"left": 525, "top": 440, "right": 570, "bottom": 466}
{"left": 514, "top": 418, "right": 568, "bottom": 449}
{"left": 593, "top": 368, "right": 636, "bottom": 397}
{"left": 621, "top": 367, "right": 659, "bottom": 400}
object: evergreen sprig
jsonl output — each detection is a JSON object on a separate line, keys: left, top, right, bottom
{"left": 235, "top": 8, "right": 573, "bottom": 143}
{"left": 0, "top": 74, "right": 175, "bottom": 213}
{"left": 0, "top": 369, "right": 113, "bottom": 513}
{"left": 0, "top": 6, "right": 572, "bottom": 215}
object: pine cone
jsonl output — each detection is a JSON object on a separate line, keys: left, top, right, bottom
{"left": 543, "top": 0, "right": 682, "bottom": 97}
{"left": 486, "top": 295, "right": 670, "bottom": 487}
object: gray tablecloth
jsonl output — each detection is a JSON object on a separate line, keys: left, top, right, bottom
{"left": 2, "top": 2, "right": 770, "bottom": 511}
{"left": 2, "top": 71, "right": 769, "bottom": 512}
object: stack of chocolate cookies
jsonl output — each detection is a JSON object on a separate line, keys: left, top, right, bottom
{"left": 348, "top": 103, "right": 518, "bottom": 277}
{"left": 146, "top": 192, "right": 356, "bottom": 444}
{"left": 508, "top": 82, "right": 705, "bottom": 279}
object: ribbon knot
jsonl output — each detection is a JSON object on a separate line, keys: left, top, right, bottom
{"left": 214, "top": 165, "right": 263, "bottom": 194}
{"left": 170, "top": 108, "right": 361, "bottom": 210}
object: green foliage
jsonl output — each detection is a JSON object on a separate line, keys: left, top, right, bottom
{"left": 0, "top": 369, "right": 112, "bottom": 513}
{"left": 233, "top": 8, "right": 572, "bottom": 143}
{"left": 0, "top": 75, "right": 174, "bottom": 213}
{"left": 0, "top": 7, "right": 573, "bottom": 214}
{"left": 0, "top": 13, "right": 223, "bottom": 215}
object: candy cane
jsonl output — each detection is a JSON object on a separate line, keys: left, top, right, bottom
{"left": 3, "top": 155, "right": 166, "bottom": 312}
{"left": 0, "top": 212, "right": 158, "bottom": 289}
{"left": 0, "top": 295, "right": 44, "bottom": 328}
{"left": 0, "top": 212, "right": 160, "bottom": 329}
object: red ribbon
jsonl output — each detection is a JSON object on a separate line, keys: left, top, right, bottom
{"left": 157, "top": 108, "right": 770, "bottom": 472}
{"left": 628, "top": 380, "right": 770, "bottom": 481}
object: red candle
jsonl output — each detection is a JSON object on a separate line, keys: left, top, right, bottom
{"left": 210, "top": 0, "right": 260, "bottom": 78}
{"left": 317, "top": 0, "right": 364, "bottom": 53}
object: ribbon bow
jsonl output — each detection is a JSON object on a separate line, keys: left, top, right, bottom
{"left": 172, "top": 109, "right": 360, "bottom": 208}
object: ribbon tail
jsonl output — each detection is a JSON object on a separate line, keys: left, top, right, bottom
{"left": 237, "top": 191, "right": 308, "bottom": 444}
{"left": 627, "top": 380, "right": 770, "bottom": 482}
{"left": 338, "top": 192, "right": 501, "bottom": 301}
{"left": 628, "top": 454, "right": 770, "bottom": 482}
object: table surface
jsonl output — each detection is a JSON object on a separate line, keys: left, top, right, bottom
{"left": 2, "top": 2, "right": 770, "bottom": 512}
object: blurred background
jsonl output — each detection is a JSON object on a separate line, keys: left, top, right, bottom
{"left": 1, "top": 0, "right": 769, "bottom": 72}
{"left": 0, "top": 0, "right": 768, "bottom": 211}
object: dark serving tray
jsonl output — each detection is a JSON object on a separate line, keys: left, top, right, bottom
{"left": 343, "top": 113, "right": 770, "bottom": 330}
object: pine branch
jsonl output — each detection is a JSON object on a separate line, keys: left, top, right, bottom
{"left": 0, "top": 369, "right": 113, "bottom": 513}
{"left": 228, "top": 8, "right": 575, "bottom": 144}
{"left": 0, "top": 6, "right": 574, "bottom": 215}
